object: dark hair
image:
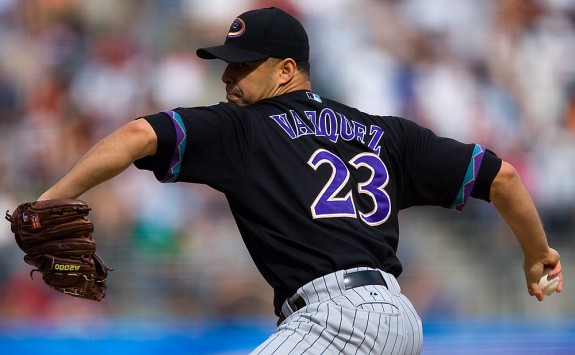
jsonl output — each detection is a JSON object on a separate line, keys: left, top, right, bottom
{"left": 269, "top": 57, "right": 311, "bottom": 79}
{"left": 296, "top": 60, "right": 311, "bottom": 79}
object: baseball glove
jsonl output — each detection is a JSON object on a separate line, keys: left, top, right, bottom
{"left": 5, "top": 199, "right": 111, "bottom": 301}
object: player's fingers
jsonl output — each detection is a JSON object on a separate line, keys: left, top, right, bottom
{"left": 547, "top": 260, "right": 562, "bottom": 293}
{"left": 525, "top": 274, "right": 545, "bottom": 301}
{"left": 548, "top": 262, "right": 561, "bottom": 276}
{"left": 555, "top": 272, "right": 564, "bottom": 293}
{"left": 524, "top": 262, "right": 543, "bottom": 301}
{"left": 527, "top": 281, "right": 544, "bottom": 301}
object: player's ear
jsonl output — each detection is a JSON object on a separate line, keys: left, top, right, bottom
{"left": 278, "top": 58, "right": 297, "bottom": 84}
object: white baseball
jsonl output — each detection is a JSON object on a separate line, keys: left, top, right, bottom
{"left": 539, "top": 272, "right": 560, "bottom": 296}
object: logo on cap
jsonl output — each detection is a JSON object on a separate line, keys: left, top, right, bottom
{"left": 227, "top": 18, "right": 246, "bottom": 38}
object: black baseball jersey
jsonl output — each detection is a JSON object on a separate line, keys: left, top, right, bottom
{"left": 134, "top": 90, "right": 502, "bottom": 315}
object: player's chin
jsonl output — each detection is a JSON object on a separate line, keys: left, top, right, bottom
{"left": 225, "top": 94, "right": 238, "bottom": 104}
{"left": 227, "top": 92, "right": 252, "bottom": 106}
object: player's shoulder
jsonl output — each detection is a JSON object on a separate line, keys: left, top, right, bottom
{"left": 169, "top": 102, "right": 249, "bottom": 120}
{"left": 317, "top": 95, "right": 421, "bottom": 130}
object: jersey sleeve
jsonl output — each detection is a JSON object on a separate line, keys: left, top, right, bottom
{"left": 396, "top": 118, "right": 502, "bottom": 210}
{"left": 449, "top": 145, "right": 502, "bottom": 211}
{"left": 133, "top": 104, "right": 251, "bottom": 194}
{"left": 469, "top": 149, "right": 502, "bottom": 202}
{"left": 132, "top": 112, "right": 180, "bottom": 183}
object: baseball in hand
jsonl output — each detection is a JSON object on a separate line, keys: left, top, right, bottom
{"left": 539, "top": 271, "right": 560, "bottom": 296}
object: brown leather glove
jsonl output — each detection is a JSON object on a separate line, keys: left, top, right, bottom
{"left": 5, "top": 199, "right": 111, "bottom": 301}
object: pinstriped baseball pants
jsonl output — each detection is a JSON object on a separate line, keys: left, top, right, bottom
{"left": 251, "top": 267, "right": 423, "bottom": 355}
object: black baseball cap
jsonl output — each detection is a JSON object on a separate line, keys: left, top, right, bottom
{"left": 196, "top": 7, "right": 309, "bottom": 63}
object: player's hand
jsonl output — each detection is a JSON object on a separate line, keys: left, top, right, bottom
{"left": 524, "top": 248, "right": 562, "bottom": 301}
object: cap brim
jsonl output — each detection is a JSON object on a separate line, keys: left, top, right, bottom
{"left": 196, "top": 45, "right": 270, "bottom": 63}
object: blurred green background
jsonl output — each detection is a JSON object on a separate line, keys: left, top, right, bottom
{"left": 0, "top": 0, "right": 574, "bottom": 353}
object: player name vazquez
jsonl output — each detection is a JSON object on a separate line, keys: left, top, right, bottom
{"left": 269, "top": 109, "right": 384, "bottom": 154}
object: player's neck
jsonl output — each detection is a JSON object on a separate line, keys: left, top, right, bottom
{"left": 277, "top": 76, "right": 312, "bottom": 96}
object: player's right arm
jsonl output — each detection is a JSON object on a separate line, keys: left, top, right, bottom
{"left": 38, "top": 119, "right": 157, "bottom": 201}
{"left": 490, "top": 160, "right": 562, "bottom": 301}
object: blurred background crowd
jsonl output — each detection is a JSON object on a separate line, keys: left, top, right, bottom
{"left": 0, "top": 0, "right": 574, "bottom": 328}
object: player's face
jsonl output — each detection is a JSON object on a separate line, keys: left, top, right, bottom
{"left": 222, "top": 58, "right": 282, "bottom": 106}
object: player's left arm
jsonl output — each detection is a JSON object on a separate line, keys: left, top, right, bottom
{"left": 490, "top": 160, "right": 562, "bottom": 301}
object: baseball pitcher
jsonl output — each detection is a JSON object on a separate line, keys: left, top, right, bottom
{"left": 7, "top": 7, "right": 562, "bottom": 354}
